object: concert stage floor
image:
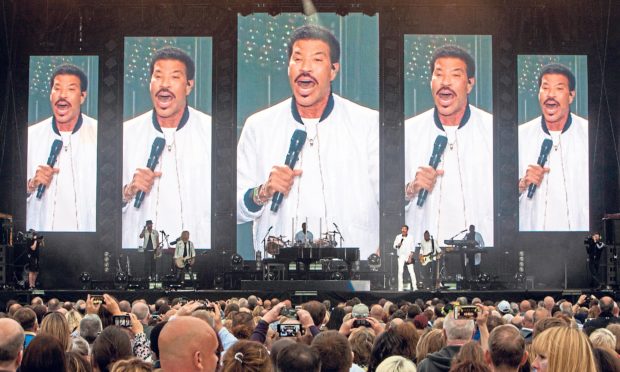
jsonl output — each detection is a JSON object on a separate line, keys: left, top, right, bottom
{"left": 0, "top": 283, "right": 613, "bottom": 306}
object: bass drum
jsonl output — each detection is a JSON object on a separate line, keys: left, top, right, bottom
{"left": 313, "top": 239, "right": 333, "bottom": 248}
{"left": 266, "top": 236, "right": 284, "bottom": 255}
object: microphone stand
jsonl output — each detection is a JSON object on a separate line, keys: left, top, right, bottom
{"left": 333, "top": 223, "right": 345, "bottom": 248}
{"left": 261, "top": 228, "right": 271, "bottom": 258}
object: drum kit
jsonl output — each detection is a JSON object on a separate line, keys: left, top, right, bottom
{"left": 265, "top": 231, "right": 341, "bottom": 255}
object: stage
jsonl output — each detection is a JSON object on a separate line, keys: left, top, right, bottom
{"left": 0, "top": 281, "right": 613, "bottom": 308}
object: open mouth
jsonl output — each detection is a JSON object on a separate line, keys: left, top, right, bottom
{"left": 156, "top": 90, "right": 175, "bottom": 103}
{"left": 55, "top": 100, "right": 71, "bottom": 110}
{"left": 436, "top": 88, "right": 456, "bottom": 105}
{"left": 295, "top": 74, "right": 317, "bottom": 96}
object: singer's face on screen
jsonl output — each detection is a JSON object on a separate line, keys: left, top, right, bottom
{"left": 149, "top": 59, "right": 194, "bottom": 127}
{"left": 49, "top": 74, "right": 87, "bottom": 130}
{"left": 430, "top": 57, "right": 474, "bottom": 126}
{"left": 288, "top": 39, "right": 340, "bottom": 117}
{"left": 538, "top": 73, "right": 575, "bottom": 129}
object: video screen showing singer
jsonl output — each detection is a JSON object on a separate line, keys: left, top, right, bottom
{"left": 122, "top": 43, "right": 212, "bottom": 249}
{"left": 237, "top": 24, "right": 379, "bottom": 258}
{"left": 404, "top": 41, "right": 494, "bottom": 248}
{"left": 27, "top": 60, "right": 98, "bottom": 232}
{"left": 518, "top": 61, "right": 588, "bottom": 231}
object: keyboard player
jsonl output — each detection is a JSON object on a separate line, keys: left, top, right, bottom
{"left": 464, "top": 224, "right": 485, "bottom": 278}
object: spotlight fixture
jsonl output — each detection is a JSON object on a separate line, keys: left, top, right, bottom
{"left": 103, "top": 252, "right": 111, "bottom": 274}
{"left": 231, "top": 254, "right": 243, "bottom": 271}
{"left": 367, "top": 254, "right": 381, "bottom": 271}
{"left": 213, "top": 274, "right": 224, "bottom": 290}
{"left": 330, "top": 271, "right": 344, "bottom": 280}
{"left": 79, "top": 272, "right": 91, "bottom": 290}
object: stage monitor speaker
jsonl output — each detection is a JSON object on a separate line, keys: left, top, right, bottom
{"left": 603, "top": 217, "right": 620, "bottom": 245}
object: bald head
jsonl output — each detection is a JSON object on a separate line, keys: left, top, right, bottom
{"left": 370, "top": 304, "right": 384, "bottom": 321}
{"left": 543, "top": 296, "right": 555, "bottom": 311}
{"left": 523, "top": 310, "right": 535, "bottom": 328}
{"left": 0, "top": 318, "right": 24, "bottom": 371}
{"left": 519, "top": 300, "right": 531, "bottom": 312}
{"left": 533, "top": 308, "right": 549, "bottom": 323}
{"left": 600, "top": 296, "right": 614, "bottom": 313}
{"left": 159, "top": 316, "right": 219, "bottom": 372}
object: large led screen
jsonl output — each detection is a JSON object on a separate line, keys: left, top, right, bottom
{"left": 236, "top": 13, "right": 379, "bottom": 259}
{"left": 122, "top": 37, "right": 212, "bottom": 249}
{"left": 403, "top": 35, "right": 493, "bottom": 247}
{"left": 27, "top": 56, "right": 99, "bottom": 232}
{"left": 518, "top": 55, "right": 588, "bottom": 231}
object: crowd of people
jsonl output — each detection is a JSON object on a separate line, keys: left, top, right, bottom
{"left": 1, "top": 292, "right": 620, "bottom": 371}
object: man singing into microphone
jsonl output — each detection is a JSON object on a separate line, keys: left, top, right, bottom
{"left": 237, "top": 25, "right": 379, "bottom": 258}
{"left": 404, "top": 45, "right": 493, "bottom": 248}
{"left": 139, "top": 220, "right": 159, "bottom": 280}
{"left": 27, "top": 63, "right": 97, "bottom": 231}
{"left": 122, "top": 47, "right": 211, "bottom": 249}
{"left": 393, "top": 225, "right": 417, "bottom": 291}
{"left": 518, "top": 63, "right": 588, "bottom": 231}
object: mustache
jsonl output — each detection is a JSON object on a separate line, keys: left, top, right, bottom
{"left": 155, "top": 88, "right": 176, "bottom": 98}
{"left": 544, "top": 98, "right": 559, "bottom": 106}
{"left": 54, "top": 98, "right": 71, "bottom": 106}
{"left": 294, "top": 72, "right": 318, "bottom": 84}
{"left": 435, "top": 87, "right": 456, "bottom": 96}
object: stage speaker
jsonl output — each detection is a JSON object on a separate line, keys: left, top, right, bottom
{"left": 603, "top": 218, "right": 620, "bottom": 245}
{"left": 604, "top": 245, "right": 618, "bottom": 287}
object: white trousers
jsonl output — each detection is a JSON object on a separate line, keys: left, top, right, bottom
{"left": 397, "top": 255, "right": 417, "bottom": 291}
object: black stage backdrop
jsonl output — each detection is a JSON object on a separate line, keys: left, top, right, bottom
{"left": 0, "top": 0, "right": 619, "bottom": 289}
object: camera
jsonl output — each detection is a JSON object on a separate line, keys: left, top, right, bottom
{"left": 113, "top": 314, "right": 132, "bottom": 328}
{"left": 277, "top": 323, "right": 303, "bottom": 337}
{"left": 280, "top": 307, "right": 298, "bottom": 319}
{"left": 91, "top": 295, "right": 104, "bottom": 305}
{"left": 455, "top": 305, "right": 478, "bottom": 319}
{"left": 352, "top": 319, "right": 371, "bottom": 328}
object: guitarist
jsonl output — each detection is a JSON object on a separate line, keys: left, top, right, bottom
{"left": 171, "top": 230, "right": 196, "bottom": 281}
{"left": 139, "top": 220, "right": 159, "bottom": 280}
{"left": 393, "top": 225, "right": 417, "bottom": 291}
{"left": 418, "top": 231, "right": 441, "bottom": 290}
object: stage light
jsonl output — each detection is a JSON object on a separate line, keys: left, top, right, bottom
{"left": 79, "top": 272, "right": 91, "bottom": 289}
{"left": 103, "top": 252, "right": 111, "bottom": 273}
{"left": 368, "top": 254, "right": 381, "bottom": 271}
{"left": 231, "top": 254, "right": 243, "bottom": 271}
{"left": 514, "top": 272, "right": 526, "bottom": 283}
{"left": 330, "top": 271, "right": 344, "bottom": 280}
{"left": 477, "top": 273, "right": 491, "bottom": 283}
{"left": 518, "top": 251, "right": 525, "bottom": 273}
{"left": 115, "top": 271, "right": 127, "bottom": 283}
{"left": 255, "top": 250, "right": 263, "bottom": 271}
{"left": 213, "top": 274, "right": 224, "bottom": 290}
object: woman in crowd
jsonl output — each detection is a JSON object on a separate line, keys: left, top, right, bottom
{"left": 39, "top": 311, "right": 72, "bottom": 351}
{"left": 531, "top": 326, "right": 597, "bottom": 372}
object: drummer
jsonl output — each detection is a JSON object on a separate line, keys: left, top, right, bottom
{"left": 294, "top": 222, "right": 314, "bottom": 248}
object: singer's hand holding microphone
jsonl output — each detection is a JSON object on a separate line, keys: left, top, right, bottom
{"left": 405, "top": 166, "right": 444, "bottom": 200}
{"left": 262, "top": 165, "right": 303, "bottom": 200}
{"left": 28, "top": 165, "right": 60, "bottom": 194}
{"left": 518, "top": 165, "right": 550, "bottom": 194}
{"left": 123, "top": 168, "right": 163, "bottom": 203}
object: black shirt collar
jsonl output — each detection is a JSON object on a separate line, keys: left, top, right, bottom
{"left": 291, "top": 93, "right": 335, "bottom": 125}
{"left": 52, "top": 113, "right": 83, "bottom": 135}
{"left": 540, "top": 113, "right": 572, "bottom": 135}
{"left": 433, "top": 104, "right": 471, "bottom": 131}
{"left": 151, "top": 106, "right": 190, "bottom": 133}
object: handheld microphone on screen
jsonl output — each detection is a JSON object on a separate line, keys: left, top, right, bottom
{"left": 527, "top": 138, "right": 553, "bottom": 199}
{"left": 134, "top": 137, "right": 166, "bottom": 208}
{"left": 270, "top": 130, "right": 307, "bottom": 212}
{"left": 417, "top": 135, "right": 448, "bottom": 207}
{"left": 36, "top": 139, "right": 63, "bottom": 199}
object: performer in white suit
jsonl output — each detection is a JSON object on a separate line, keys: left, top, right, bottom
{"left": 518, "top": 63, "right": 588, "bottom": 231}
{"left": 393, "top": 225, "right": 417, "bottom": 291}
{"left": 122, "top": 47, "right": 212, "bottom": 249}
{"left": 237, "top": 25, "right": 379, "bottom": 258}
{"left": 27, "top": 63, "right": 97, "bottom": 232}
{"left": 404, "top": 45, "right": 493, "bottom": 250}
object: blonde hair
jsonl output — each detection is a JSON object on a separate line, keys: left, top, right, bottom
{"left": 375, "top": 355, "right": 416, "bottom": 372}
{"left": 40, "top": 312, "right": 71, "bottom": 351}
{"left": 66, "top": 309, "right": 83, "bottom": 333}
{"left": 532, "top": 327, "right": 597, "bottom": 372}
{"left": 109, "top": 357, "right": 153, "bottom": 372}
{"left": 590, "top": 328, "right": 617, "bottom": 350}
{"left": 416, "top": 329, "right": 445, "bottom": 362}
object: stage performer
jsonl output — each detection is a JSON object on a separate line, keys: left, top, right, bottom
{"left": 393, "top": 225, "right": 417, "bottom": 291}
{"left": 518, "top": 63, "right": 588, "bottom": 231}
{"left": 139, "top": 220, "right": 160, "bottom": 280}
{"left": 122, "top": 47, "right": 211, "bottom": 249}
{"left": 27, "top": 63, "right": 97, "bottom": 232}
{"left": 404, "top": 45, "right": 493, "bottom": 249}
{"left": 26, "top": 230, "right": 44, "bottom": 290}
{"left": 171, "top": 230, "right": 195, "bottom": 281}
{"left": 294, "top": 222, "right": 314, "bottom": 247}
{"left": 418, "top": 230, "right": 441, "bottom": 289}
{"left": 237, "top": 25, "right": 379, "bottom": 258}
{"left": 586, "top": 233, "right": 605, "bottom": 288}
{"left": 464, "top": 224, "right": 484, "bottom": 278}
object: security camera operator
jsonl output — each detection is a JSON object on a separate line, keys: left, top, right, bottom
{"left": 586, "top": 233, "right": 605, "bottom": 288}
{"left": 26, "top": 229, "right": 44, "bottom": 290}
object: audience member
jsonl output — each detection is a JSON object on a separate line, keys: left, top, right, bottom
{"left": 417, "top": 312, "right": 475, "bottom": 372}
{"left": 221, "top": 339, "right": 271, "bottom": 372}
{"left": 12, "top": 307, "right": 38, "bottom": 348}
{"left": 589, "top": 327, "right": 616, "bottom": 350}
{"left": 0, "top": 318, "right": 24, "bottom": 372}
{"left": 39, "top": 311, "right": 72, "bottom": 351}
{"left": 311, "top": 330, "right": 355, "bottom": 372}
{"left": 416, "top": 329, "right": 446, "bottom": 363}
{"left": 375, "top": 355, "right": 417, "bottom": 372}
{"left": 109, "top": 357, "right": 153, "bottom": 372}
{"left": 20, "top": 334, "right": 66, "bottom": 372}
{"left": 485, "top": 324, "right": 527, "bottom": 372}
{"left": 159, "top": 316, "right": 219, "bottom": 372}
{"left": 583, "top": 296, "right": 620, "bottom": 335}
{"left": 532, "top": 326, "right": 596, "bottom": 372}
{"left": 66, "top": 350, "right": 93, "bottom": 372}
{"left": 91, "top": 326, "right": 133, "bottom": 372}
